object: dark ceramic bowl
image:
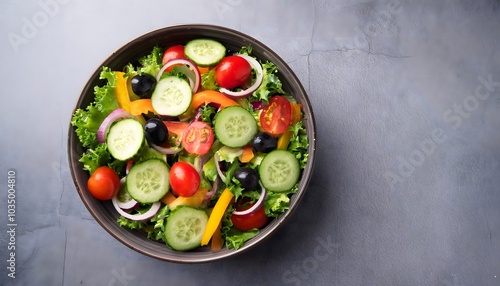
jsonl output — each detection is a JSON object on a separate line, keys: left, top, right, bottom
{"left": 68, "top": 24, "right": 316, "bottom": 263}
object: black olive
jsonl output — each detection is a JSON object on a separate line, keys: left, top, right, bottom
{"left": 144, "top": 118, "right": 168, "bottom": 146}
{"left": 234, "top": 167, "right": 259, "bottom": 190}
{"left": 131, "top": 74, "right": 156, "bottom": 98}
{"left": 252, "top": 132, "right": 277, "bottom": 153}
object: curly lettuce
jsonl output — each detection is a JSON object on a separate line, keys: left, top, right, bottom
{"left": 220, "top": 205, "right": 259, "bottom": 250}
{"left": 251, "top": 61, "right": 285, "bottom": 104}
{"left": 137, "top": 45, "right": 163, "bottom": 77}
{"left": 117, "top": 205, "right": 170, "bottom": 242}
{"left": 288, "top": 121, "right": 309, "bottom": 169}
{"left": 71, "top": 67, "right": 119, "bottom": 148}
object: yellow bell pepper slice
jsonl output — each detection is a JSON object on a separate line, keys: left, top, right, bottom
{"left": 114, "top": 72, "right": 131, "bottom": 112}
{"left": 201, "top": 188, "right": 234, "bottom": 246}
{"left": 168, "top": 188, "right": 208, "bottom": 210}
{"left": 277, "top": 103, "right": 303, "bottom": 150}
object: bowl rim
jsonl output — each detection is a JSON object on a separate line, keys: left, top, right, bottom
{"left": 67, "top": 24, "right": 317, "bottom": 263}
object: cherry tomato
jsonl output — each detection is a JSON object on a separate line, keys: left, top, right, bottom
{"left": 162, "top": 45, "right": 186, "bottom": 64}
{"left": 182, "top": 121, "right": 214, "bottom": 155}
{"left": 215, "top": 56, "right": 252, "bottom": 89}
{"left": 162, "top": 45, "right": 186, "bottom": 72}
{"left": 169, "top": 162, "right": 200, "bottom": 197}
{"left": 260, "top": 95, "right": 292, "bottom": 135}
{"left": 87, "top": 166, "right": 120, "bottom": 200}
{"left": 230, "top": 200, "right": 269, "bottom": 231}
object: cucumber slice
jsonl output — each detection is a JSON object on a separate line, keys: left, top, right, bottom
{"left": 126, "top": 159, "right": 170, "bottom": 203}
{"left": 164, "top": 206, "right": 208, "bottom": 251}
{"left": 259, "top": 150, "right": 300, "bottom": 192}
{"left": 214, "top": 106, "right": 258, "bottom": 148}
{"left": 184, "top": 39, "right": 226, "bottom": 67}
{"left": 151, "top": 76, "right": 192, "bottom": 116}
{"left": 106, "top": 118, "right": 144, "bottom": 161}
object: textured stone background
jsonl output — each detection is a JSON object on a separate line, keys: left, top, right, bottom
{"left": 0, "top": 1, "right": 499, "bottom": 285}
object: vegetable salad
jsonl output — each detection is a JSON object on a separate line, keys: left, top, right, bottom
{"left": 71, "top": 39, "right": 309, "bottom": 251}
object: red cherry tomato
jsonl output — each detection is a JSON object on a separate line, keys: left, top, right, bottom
{"left": 182, "top": 121, "right": 214, "bottom": 155}
{"left": 169, "top": 162, "right": 200, "bottom": 197}
{"left": 259, "top": 95, "right": 292, "bottom": 135}
{"left": 87, "top": 166, "right": 120, "bottom": 200}
{"left": 215, "top": 56, "right": 252, "bottom": 89}
{"left": 162, "top": 45, "right": 186, "bottom": 72}
{"left": 230, "top": 200, "right": 269, "bottom": 231}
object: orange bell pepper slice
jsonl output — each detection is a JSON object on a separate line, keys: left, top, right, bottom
{"left": 277, "top": 103, "right": 302, "bottom": 150}
{"left": 190, "top": 90, "right": 240, "bottom": 111}
{"left": 211, "top": 222, "right": 223, "bottom": 251}
{"left": 168, "top": 188, "right": 208, "bottom": 210}
{"left": 197, "top": 66, "right": 211, "bottom": 75}
{"left": 160, "top": 191, "right": 176, "bottom": 205}
{"left": 129, "top": 99, "right": 156, "bottom": 116}
{"left": 240, "top": 145, "right": 254, "bottom": 163}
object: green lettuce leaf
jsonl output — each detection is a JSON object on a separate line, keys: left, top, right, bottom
{"left": 216, "top": 146, "right": 243, "bottom": 163}
{"left": 79, "top": 143, "right": 111, "bottom": 175}
{"left": 251, "top": 61, "right": 285, "bottom": 104}
{"left": 200, "top": 105, "right": 217, "bottom": 125}
{"left": 203, "top": 157, "right": 218, "bottom": 182}
{"left": 71, "top": 67, "right": 119, "bottom": 148}
{"left": 238, "top": 45, "right": 252, "bottom": 55}
{"left": 117, "top": 216, "right": 147, "bottom": 230}
{"left": 116, "top": 205, "right": 170, "bottom": 242}
{"left": 288, "top": 121, "right": 309, "bottom": 169}
{"left": 224, "top": 228, "right": 259, "bottom": 250}
{"left": 201, "top": 68, "right": 219, "bottom": 90}
{"left": 138, "top": 45, "right": 163, "bottom": 77}
{"left": 264, "top": 191, "right": 291, "bottom": 218}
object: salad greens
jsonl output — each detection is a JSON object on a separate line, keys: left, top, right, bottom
{"left": 72, "top": 42, "right": 309, "bottom": 251}
{"left": 72, "top": 68, "right": 119, "bottom": 148}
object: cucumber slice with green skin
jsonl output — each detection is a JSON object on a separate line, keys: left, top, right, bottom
{"left": 126, "top": 159, "right": 170, "bottom": 203}
{"left": 151, "top": 76, "right": 192, "bottom": 116}
{"left": 214, "top": 106, "right": 258, "bottom": 148}
{"left": 184, "top": 39, "right": 226, "bottom": 67}
{"left": 106, "top": 118, "right": 144, "bottom": 161}
{"left": 164, "top": 206, "right": 208, "bottom": 251}
{"left": 259, "top": 150, "right": 300, "bottom": 192}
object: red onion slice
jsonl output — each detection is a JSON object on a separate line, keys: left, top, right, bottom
{"left": 114, "top": 177, "right": 138, "bottom": 210}
{"left": 156, "top": 58, "right": 201, "bottom": 92}
{"left": 97, "top": 108, "right": 133, "bottom": 143}
{"left": 232, "top": 183, "right": 267, "bottom": 216}
{"left": 194, "top": 153, "right": 211, "bottom": 176}
{"left": 204, "top": 178, "right": 220, "bottom": 203}
{"left": 219, "top": 54, "right": 264, "bottom": 99}
{"left": 214, "top": 153, "right": 226, "bottom": 182}
{"left": 250, "top": 101, "right": 264, "bottom": 110}
{"left": 149, "top": 143, "right": 183, "bottom": 155}
{"left": 112, "top": 197, "right": 161, "bottom": 222}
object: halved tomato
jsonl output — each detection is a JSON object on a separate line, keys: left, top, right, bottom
{"left": 182, "top": 121, "right": 214, "bottom": 155}
{"left": 259, "top": 95, "right": 292, "bottom": 135}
